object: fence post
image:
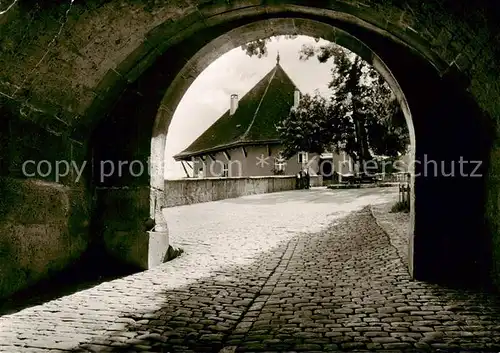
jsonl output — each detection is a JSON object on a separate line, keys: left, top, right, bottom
{"left": 406, "top": 184, "right": 411, "bottom": 208}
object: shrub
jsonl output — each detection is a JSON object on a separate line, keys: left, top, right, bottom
{"left": 390, "top": 200, "right": 410, "bottom": 213}
{"left": 271, "top": 168, "right": 285, "bottom": 175}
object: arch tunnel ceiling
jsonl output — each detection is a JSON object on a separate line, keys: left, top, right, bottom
{"left": 1, "top": 0, "right": 500, "bottom": 147}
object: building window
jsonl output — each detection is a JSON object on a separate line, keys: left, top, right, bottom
{"left": 274, "top": 155, "right": 286, "bottom": 172}
{"left": 222, "top": 163, "right": 229, "bottom": 177}
{"left": 298, "top": 151, "right": 308, "bottom": 164}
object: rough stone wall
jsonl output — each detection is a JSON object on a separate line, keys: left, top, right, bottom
{"left": 0, "top": 93, "right": 90, "bottom": 298}
{"left": 0, "top": 1, "right": 499, "bottom": 125}
{"left": 0, "top": 178, "right": 89, "bottom": 298}
{"left": 164, "top": 176, "right": 322, "bottom": 207}
{"left": 94, "top": 186, "right": 152, "bottom": 270}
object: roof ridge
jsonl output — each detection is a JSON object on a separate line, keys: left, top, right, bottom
{"left": 175, "top": 61, "right": 302, "bottom": 160}
{"left": 240, "top": 65, "right": 278, "bottom": 141}
{"left": 276, "top": 63, "right": 301, "bottom": 94}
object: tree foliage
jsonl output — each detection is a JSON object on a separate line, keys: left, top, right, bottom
{"left": 241, "top": 38, "right": 271, "bottom": 58}
{"left": 243, "top": 36, "right": 410, "bottom": 164}
{"left": 241, "top": 35, "right": 298, "bottom": 57}
{"left": 276, "top": 93, "right": 336, "bottom": 159}
{"left": 293, "top": 42, "right": 409, "bottom": 162}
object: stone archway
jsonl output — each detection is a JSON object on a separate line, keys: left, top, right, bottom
{"left": 89, "top": 8, "right": 491, "bottom": 287}
{"left": 0, "top": 1, "right": 498, "bottom": 297}
{"left": 150, "top": 17, "right": 417, "bottom": 272}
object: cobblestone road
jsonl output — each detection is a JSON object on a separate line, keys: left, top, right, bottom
{"left": 161, "top": 188, "right": 398, "bottom": 288}
{"left": 1, "top": 188, "right": 500, "bottom": 352}
{"left": 371, "top": 203, "right": 410, "bottom": 268}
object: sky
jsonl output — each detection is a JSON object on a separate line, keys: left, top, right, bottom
{"left": 164, "top": 35, "right": 338, "bottom": 179}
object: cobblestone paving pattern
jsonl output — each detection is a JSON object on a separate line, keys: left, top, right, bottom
{"left": 161, "top": 188, "right": 397, "bottom": 289}
{"left": 1, "top": 189, "right": 500, "bottom": 352}
{"left": 0, "top": 188, "right": 397, "bottom": 352}
{"left": 371, "top": 203, "right": 410, "bottom": 268}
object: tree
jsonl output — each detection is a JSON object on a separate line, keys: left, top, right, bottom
{"left": 275, "top": 92, "right": 354, "bottom": 160}
{"left": 364, "top": 91, "right": 410, "bottom": 158}
{"left": 241, "top": 35, "right": 298, "bottom": 57}
{"left": 243, "top": 36, "right": 410, "bottom": 169}
{"left": 296, "top": 42, "right": 409, "bottom": 164}
{"left": 276, "top": 93, "right": 337, "bottom": 159}
{"left": 241, "top": 38, "right": 271, "bottom": 58}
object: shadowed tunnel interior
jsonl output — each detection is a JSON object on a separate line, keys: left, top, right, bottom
{"left": 0, "top": 1, "right": 499, "bottom": 302}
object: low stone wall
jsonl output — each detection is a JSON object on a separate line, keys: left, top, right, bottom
{"left": 0, "top": 178, "right": 90, "bottom": 299}
{"left": 164, "top": 175, "right": 322, "bottom": 207}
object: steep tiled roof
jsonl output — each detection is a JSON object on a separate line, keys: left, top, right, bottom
{"left": 174, "top": 62, "right": 300, "bottom": 161}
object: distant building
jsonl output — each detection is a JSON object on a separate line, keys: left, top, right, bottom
{"left": 174, "top": 54, "right": 353, "bottom": 178}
